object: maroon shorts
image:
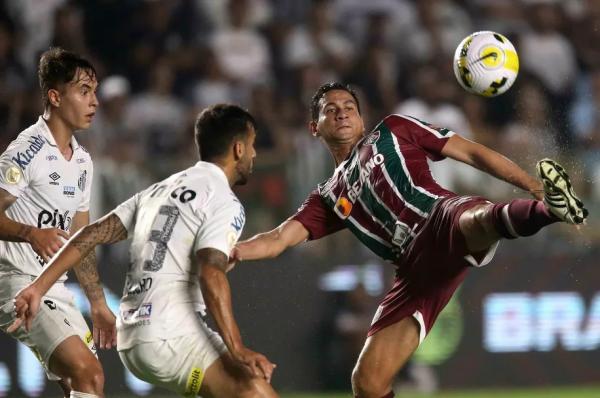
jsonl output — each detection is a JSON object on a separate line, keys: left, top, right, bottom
{"left": 368, "top": 195, "right": 497, "bottom": 342}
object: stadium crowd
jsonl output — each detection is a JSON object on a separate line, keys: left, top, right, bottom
{"left": 0, "top": 0, "right": 598, "bottom": 238}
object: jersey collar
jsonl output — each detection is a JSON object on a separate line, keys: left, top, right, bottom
{"left": 36, "top": 116, "right": 81, "bottom": 151}
{"left": 195, "top": 161, "right": 229, "bottom": 185}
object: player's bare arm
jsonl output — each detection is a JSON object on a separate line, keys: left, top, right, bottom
{"left": 70, "top": 211, "right": 117, "bottom": 349}
{"left": 235, "top": 219, "right": 309, "bottom": 261}
{"left": 0, "top": 187, "right": 68, "bottom": 261}
{"left": 8, "top": 213, "right": 128, "bottom": 333}
{"left": 441, "top": 135, "right": 543, "bottom": 199}
{"left": 197, "top": 247, "right": 276, "bottom": 382}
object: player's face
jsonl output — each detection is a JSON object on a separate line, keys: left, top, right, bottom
{"left": 312, "top": 90, "right": 364, "bottom": 144}
{"left": 235, "top": 126, "right": 257, "bottom": 186}
{"left": 53, "top": 68, "right": 99, "bottom": 131}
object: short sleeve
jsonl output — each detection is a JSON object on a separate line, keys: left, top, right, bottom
{"left": 111, "top": 193, "right": 139, "bottom": 234}
{"left": 0, "top": 146, "right": 30, "bottom": 197}
{"left": 291, "top": 190, "right": 345, "bottom": 240}
{"left": 386, "top": 115, "right": 456, "bottom": 161}
{"left": 77, "top": 159, "right": 94, "bottom": 212}
{"left": 194, "top": 198, "right": 245, "bottom": 257}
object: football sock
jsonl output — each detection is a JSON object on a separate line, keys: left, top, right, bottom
{"left": 491, "top": 199, "right": 558, "bottom": 239}
{"left": 69, "top": 391, "right": 100, "bottom": 398}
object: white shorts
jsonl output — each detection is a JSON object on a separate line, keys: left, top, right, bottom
{"left": 118, "top": 319, "right": 227, "bottom": 397}
{"left": 0, "top": 275, "right": 95, "bottom": 380}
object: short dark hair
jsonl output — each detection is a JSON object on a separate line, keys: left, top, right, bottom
{"left": 38, "top": 47, "right": 97, "bottom": 109}
{"left": 310, "top": 82, "right": 361, "bottom": 121}
{"left": 195, "top": 104, "right": 257, "bottom": 161}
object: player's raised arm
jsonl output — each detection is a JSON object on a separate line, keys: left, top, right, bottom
{"left": 8, "top": 213, "right": 128, "bottom": 333}
{"left": 234, "top": 219, "right": 309, "bottom": 261}
{"left": 197, "top": 247, "right": 276, "bottom": 382}
{"left": 441, "top": 134, "right": 543, "bottom": 199}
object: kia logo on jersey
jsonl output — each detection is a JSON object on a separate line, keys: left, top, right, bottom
{"left": 11, "top": 134, "right": 45, "bottom": 170}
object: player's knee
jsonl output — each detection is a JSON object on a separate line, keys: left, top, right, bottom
{"left": 352, "top": 364, "right": 390, "bottom": 398}
{"left": 460, "top": 205, "right": 498, "bottom": 251}
{"left": 236, "top": 376, "right": 271, "bottom": 398}
{"left": 68, "top": 358, "right": 104, "bottom": 393}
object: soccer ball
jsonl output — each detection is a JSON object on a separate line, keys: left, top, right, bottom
{"left": 453, "top": 31, "right": 519, "bottom": 97}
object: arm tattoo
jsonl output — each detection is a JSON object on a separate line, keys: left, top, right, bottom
{"left": 73, "top": 249, "right": 105, "bottom": 301}
{"left": 71, "top": 214, "right": 127, "bottom": 301}
{"left": 72, "top": 214, "right": 128, "bottom": 254}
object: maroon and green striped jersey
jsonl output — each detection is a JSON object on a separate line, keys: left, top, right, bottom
{"left": 292, "top": 114, "right": 457, "bottom": 263}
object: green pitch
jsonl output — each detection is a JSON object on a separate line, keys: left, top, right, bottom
{"left": 283, "top": 387, "right": 600, "bottom": 398}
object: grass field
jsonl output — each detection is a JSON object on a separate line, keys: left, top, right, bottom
{"left": 98, "top": 386, "right": 600, "bottom": 398}
{"left": 281, "top": 388, "right": 600, "bottom": 398}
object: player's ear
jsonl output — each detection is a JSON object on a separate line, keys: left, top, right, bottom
{"left": 309, "top": 121, "right": 319, "bottom": 137}
{"left": 48, "top": 89, "right": 61, "bottom": 107}
{"left": 233, "top": 140, "right": 244, "bottom": 161}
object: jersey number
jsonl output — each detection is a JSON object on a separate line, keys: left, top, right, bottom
{"left": 143, "top": 205, "right": 180, "bottom": 272}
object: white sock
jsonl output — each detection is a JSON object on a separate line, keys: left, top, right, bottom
{"left": 70, "top": 391, "right": 100, "bottom": 398}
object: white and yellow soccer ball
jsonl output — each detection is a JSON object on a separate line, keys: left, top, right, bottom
{"left": 453, "top": 31, "right": 519, "bottom": 97}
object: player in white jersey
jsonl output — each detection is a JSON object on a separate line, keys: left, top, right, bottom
{"left": 0, "top": 48, "right": 116, "bottom": 398}
{"left": 9, "top": 104, "right": 279, "bottom": 397}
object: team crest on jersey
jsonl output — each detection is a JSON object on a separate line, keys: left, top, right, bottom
{"left": 78, "top": 170, "right": 87, "bottom": 191}
{"left": 4, "top": 166, "right": 21, "bottom": 184}
{"left": 363, "top": 130, "right": 381, "bottom": 145}
{"left": 227, "top": 230, "right": 238, "bottom": 250}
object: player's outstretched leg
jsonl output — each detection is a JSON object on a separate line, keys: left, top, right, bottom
{"left": 459, "top": 159, "right": 587, "bottom": 253}
{"left": 536, "top": 158, "right": 588, "bottom": 225}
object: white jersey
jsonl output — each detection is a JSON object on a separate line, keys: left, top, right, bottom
{"left": 112, "top": 161, "right": 246, "bottom": 350}
{"left": 0, "top": 117, "right": 93, "bottom": 280}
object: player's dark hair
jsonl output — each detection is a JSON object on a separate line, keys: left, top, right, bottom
{"left": 310, "top": 82, "right": 361, "bottom": 121}
{"left": 38, "top": 47, "right": 96, "bottom": 109}
{"left": 195, "top": 104, "right": 257, "bottom": 161}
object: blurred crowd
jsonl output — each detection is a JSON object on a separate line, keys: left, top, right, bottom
{"left": 0, "top": 0, "right": 598, "bottom": 237}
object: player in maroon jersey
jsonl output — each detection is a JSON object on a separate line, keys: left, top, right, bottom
{"left": 233, "top": 82, "right": 588, "bottom": 398}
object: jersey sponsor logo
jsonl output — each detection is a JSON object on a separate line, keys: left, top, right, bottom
{"left": 49, "top": 172, "right": 60, "bottom": 185}
{"left": 122, "top": 303, "right": 153, "bottom": 321}
{"left": 37, "top": 209, "right": 72, "bottom": 231}
{"left": 4, "top": 166, "right": 22, "bottom": 184}
{"left": 125, "top": 277, "right": 153, "bottom": 296}
{"left": 83, "top": 331, "right": 97, "bottom": 353}
{"left": 230, "top": 206, "right": 245, "bottom": 232}
{"left": 346, "top": 153, "right": 385, "bottom": 203}
{"left": 63, "top": 186, "right": 76, "bottom": 197}
{"left": 78, "top": 170, "right": 87, "bottom": 191}
{"left": 335, "top": 197, "right": 353, "bottom": 218}
{"left": 46, "top": 155, "right": 58, "bottom": 161}
{"left": 185, "top": 367, "right": 204, "bottom": 395}
{"left": 364, "top": 130, "right": 381, "bottom": 145}
{"left": 11, "top": 134, "right": 46, "bottom": 170}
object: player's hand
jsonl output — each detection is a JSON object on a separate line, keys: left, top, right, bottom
{"left": 231, "top": 346, "right": 277, "bottom": 383}
{"left": 227, "top": 247, "right": 241, "bottom": 272}
{"left": 6, "top": 285, "right": 42, "bottom": 333}
{"left": 90, "top": 302, "right": 117, "bottom": 350}
{"left": 27, "top": 227, "right": 69, "bottom": 263}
